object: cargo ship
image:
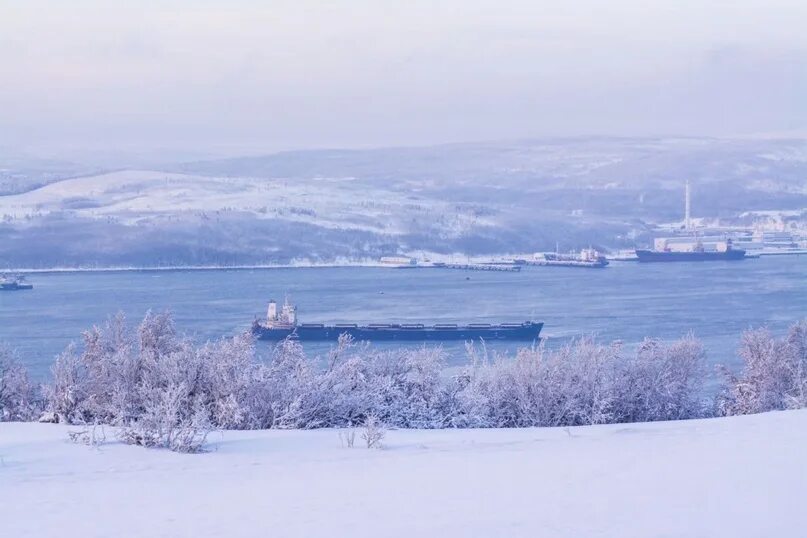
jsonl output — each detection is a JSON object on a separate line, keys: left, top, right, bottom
{"left": 252, "top": 299, "right": 543, "bottom": 341}
{"left": 636, "top": 238, "right": 746, "bottom": 262}
{"left": 0, "top": 274, "right": 33, "bottom": 290}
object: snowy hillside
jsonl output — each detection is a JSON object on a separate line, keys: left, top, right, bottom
{"left": 2, "top": 410, "right": 804, "bottom": 538}
{"left": 0, "top": 169, "right": 454, "bottom": 233}
{"left": 1, "top": 137, "right": 805, "bottom": 267}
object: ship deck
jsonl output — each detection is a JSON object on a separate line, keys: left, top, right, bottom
{"left": 252, "top": 321, "right": 543, "bottom": 341}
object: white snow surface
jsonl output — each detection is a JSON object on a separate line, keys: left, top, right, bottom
{"left": 2, "top": 411, "right": 805, "bottom": 538}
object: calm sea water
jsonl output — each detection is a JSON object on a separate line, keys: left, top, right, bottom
{"left": 2, "top": 256, "right": 805, "bottom": 379}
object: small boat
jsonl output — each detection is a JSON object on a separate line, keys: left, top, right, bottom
{"left": 0, "top": 274, "right": 33, "bottom": 291}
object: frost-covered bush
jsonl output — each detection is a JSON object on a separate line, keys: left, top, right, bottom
{"left": 365, "top": 346, "right": 448, "bottom": 428}
{"left": 41, "top": 312, "right": 714, "bottom": 436}
{"left": 46, "top": 313, "right": 234, "bottom": 452}
{"left": 38, "top": 310, "right": 806, "bottom": 447}
{"left": 46, "top": 344, "right": 89, "bottom": 423}
{"left": 717, "top": 320, "right": 807, "bottom": 416}
{"left": 196, "top": 332, "right": 265, "bottom": 429}
{"left": 120, "top": 381, "right": 211, "bottom": 453}
{"left": 361, "top": 415, "right": 385, "bottom": 448}
{"left": 0, "top": 347, "right": 38, "bottom": 421}
{"left": 615, "top": 334, "right": 707, "bottom": 423}
{"left": 447, "top": 335, "right": 706, "bottom": 428}
{"left": 446, "top": 338, "right": 620, "bottom": 428}
{"left": 257, "top": 335, "right": 449, "bottom": 429}
{"left": 308, "top": 335, "right": 379, "bottom": 428}
{"left": 45, "top": 312, "right": 138, "bottom": 424}
{"left": 260, "top": 338, "right": 318, "bottom": 428}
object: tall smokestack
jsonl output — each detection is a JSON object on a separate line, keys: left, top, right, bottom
{"left": 685, "top": 180, "right": 691, "bottom": 231}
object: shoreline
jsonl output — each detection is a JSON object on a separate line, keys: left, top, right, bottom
{"left": 3, "top": 248, "right": 804, "bottom": 275}
{"left": 4, "top": 262, "right": 388, "bottom": 275}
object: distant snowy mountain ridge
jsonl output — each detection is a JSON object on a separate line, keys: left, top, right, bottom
{"left": 1, "top": 137, "right": 805, "bottom": 267}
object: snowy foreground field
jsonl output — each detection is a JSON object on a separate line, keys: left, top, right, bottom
{"left": 2, "top": 410, "right": 805, "bottom": 538}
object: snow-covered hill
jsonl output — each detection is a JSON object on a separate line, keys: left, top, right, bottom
{"left": 1, "top": 137, "right": 805, "bottom": 267}
{"left": 1, "top": 410, "right": 804, "bottom": 538}
{"left": 0, "top": 169, "right": 455, "bottom": 234}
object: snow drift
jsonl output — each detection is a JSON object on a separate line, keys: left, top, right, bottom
{"left": 1, "top": 410, "right": 805, "bottom": 538}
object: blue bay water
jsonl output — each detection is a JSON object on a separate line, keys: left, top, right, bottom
{"left": 1, "top": 256, "right": 805, "bottom": 379}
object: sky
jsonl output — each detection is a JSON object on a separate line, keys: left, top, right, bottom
{"left": 1, "top": 0, "right": 806, "bottom": 158}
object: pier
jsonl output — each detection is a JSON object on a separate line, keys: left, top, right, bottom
{"left": 514, "top": 259, "right": 608, "bottom": 268}
{"left": 434, "top": 263, "right": 522, "bottom": 272}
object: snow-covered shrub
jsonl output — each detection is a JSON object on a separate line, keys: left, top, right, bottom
{"left": 361, "top": 414, "right": 385, "bottom": 449}
{"left": 447, "top": 339, "right": 621, "bottom": 428}
{"left": 44, "top": 311, "right": 215, "bottom": 451}
{"left": 367, "top": 346, "right": 448, "bottom": 428}
{"left": 615, "top": 334, "right": 707, "bottom": 422}
{"left": 448, "top": 335, "right": 707, "bottom": 428}
{"left": 67, "top": 424, "right": 106, "bottom": 447}
{"left": 0, "top": 347, "right": 38, "bottom": 421}
{"left": 261, "top": 337, "right": 318, "bottom": 428}
{"left": 304, "top": 334, "right": 376, "bottom": 427}
{"left": 541, "top": 337, "right": 620, "bottom": 426}
{"left": 38, "top": 310, "right": 806, "bottom": 445}
{"left": 442, "top": 344, "right": 494, "bottom": 428}
{"left": 195, "top": 332, "right": 259, "bottom": 429}
{"left": 45, "top": 313, "right": 139, "bottom": 424}
{"left": 717, "top": 320, "right": 807, "bottom": 416}
{"left": 86, "top": 312, "right": 140, "bottom": 424}
{"left": 116, "top": 314, "right": 216, "bottom": 452}
{"left": 338, "top": 428, "right": 357, "bottom": 448}
{"left": 258, "top": 337, "right": 449, "bottom": 429}
{"left": 120, "top": 381, "right": 211, "bottom": 453}
{"left": 46, "top": 344, "right": 89, "bottom": 423}
{"left": 786, "top": 320, "right": 807, "bottom": 408}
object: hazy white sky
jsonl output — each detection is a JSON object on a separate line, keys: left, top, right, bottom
{"left": 1, "top": 0, "right": 806, "bottom": 156}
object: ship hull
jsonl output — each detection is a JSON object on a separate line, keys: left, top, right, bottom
{"left": 635, "top": 249, "right": 746, "bottom": 262}
{"left": 253, "top": 322, "right": 543, "bottom": 342}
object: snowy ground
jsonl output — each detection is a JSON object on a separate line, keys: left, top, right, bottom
{"left": 2, "top": 411, "right": 805, "bottom": 538}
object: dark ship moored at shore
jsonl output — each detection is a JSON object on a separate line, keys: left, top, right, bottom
{"left": 635, "top": 248, "right": 746, "bottom": 262}
{"left": 252, "top": 299, "right": 543, "bottom": 342}
{"left": 636, "top": 238, "right": 746, "bottom": 262}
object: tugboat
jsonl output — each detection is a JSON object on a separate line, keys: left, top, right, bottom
{"left": 252, "top": 298, "right": 543, "bottom": 341}
{"left": 0, "top": 274, "right": 33, "bottom": 291}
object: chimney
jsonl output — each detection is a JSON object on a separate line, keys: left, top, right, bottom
{"left": 685, "top": 180, "right": 692, "bottom": 231}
